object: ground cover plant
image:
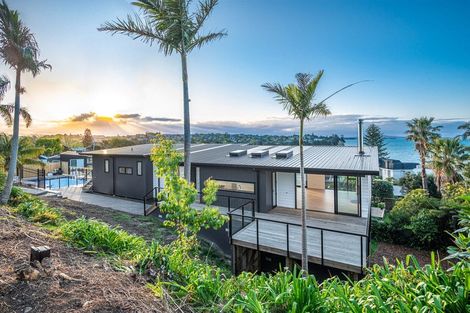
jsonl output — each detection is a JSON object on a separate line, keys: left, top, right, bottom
{"left": 6, "top": 184, "right": 470, "bottom": 312}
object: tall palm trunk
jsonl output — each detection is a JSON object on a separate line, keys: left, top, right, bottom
{"left": 1, "top": 69, "right": 21, "bottom": 204}
{"left": 299, "top": 119, "right": 308, "bottom": 273}
{"left": 181, "top": 51, "right": 191, "bottom": 182}
{"left": 419, "top": 150, "right": 428, "bottom": 191}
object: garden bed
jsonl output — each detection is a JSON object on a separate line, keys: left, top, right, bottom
{"left": 371, "top": 241, "right": 450, "bottom": 269}
{"left": 40, "top": 195, "right": 230, "bottom": 270}
{"left": 0, "top": 205, "right": 163, "bottom": 313}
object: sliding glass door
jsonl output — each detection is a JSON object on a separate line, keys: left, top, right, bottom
{"left": 336, "top": 176, "right": 360, "bottom": 216}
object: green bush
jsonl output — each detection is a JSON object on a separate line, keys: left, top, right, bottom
{"left": 13, "top": 195, "right": 63, "bottom": 226}
{"left": 59, "top": 217, "right": 147, "bottom": 258}
{"left": 372, "top": 179, "right": 394, "bottom": 202}
{"left": 370, "top": 218, "right": 394, "bottom": 243}
{"left": 0, "top": 169, "right": 6, "bottom": 191}
{"left": 372, "top": 189, "right": 454, "bottom": 248}
{"left": 407, "top": 209, "right": 444, "bottom": 248}
{"left": 398, "top": 172, "right": 440, "bottom": 197}
{"left": 389, "top": 189, "right": 440, "bottom": 225}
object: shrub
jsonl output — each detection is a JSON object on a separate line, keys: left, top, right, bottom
{"left": 389, "top": 189, "right": 440, "bottom": 225}
{"left": 13, "top": 196, "right": 63, "bottom": 226}
{"left": 59, "top": 217, "right": 146, "bottom": 258}
{"left": 441, "top": 182, "right": 470, "bottom": 200}
{"left": 370, "top": 218, "right": 394, "bottom": 243}
{"left": 398, "top": 172, "right": 440, "bottom": 197}
{"left": 372, "top": 179, "right": 394, "bottom": 202}
{"left": 407, "top": 209, "right": 443, "bottom": 248}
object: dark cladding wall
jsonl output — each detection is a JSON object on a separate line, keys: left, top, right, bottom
{"left": 258, "top": 170, "right": 273, "bottom": 213}
{"left": 92, "top": 155, "right": 153, "bottom": 199}
{"left": 114, "top": 156, "right": 152, "bottom": 199}
{"left": 198, "top": 165, "right": 274, "bottom": 212}
{"left": 92, "top": 155, "right": 114, "bottom": 195}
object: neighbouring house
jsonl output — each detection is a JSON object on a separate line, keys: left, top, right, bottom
{"left": 82, "top": 139, "right": 379, "bottom": 276}
{"left": 379, "top": 158, "right": 419, "bottom": 181}
{"left": 59, "top": 151, "right": 92, "bottom": 174}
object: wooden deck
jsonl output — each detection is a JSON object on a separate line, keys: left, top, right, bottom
{"left": 231, "top": 208, "right": 368, "bottom": 273}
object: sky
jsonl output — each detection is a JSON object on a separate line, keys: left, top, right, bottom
{"left": 0, "top": 0, "right": 469, "bottom": 137}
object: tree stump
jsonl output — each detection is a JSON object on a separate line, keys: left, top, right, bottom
{"left": 30, "top": 246, "right": 51, "bottom": 264}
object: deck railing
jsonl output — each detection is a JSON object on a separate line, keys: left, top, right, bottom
{"left": 228, "top": 207, "right": 369, "bottom": 273}
{"left": 143, "top": 185, "right": 255, "bottom": 217}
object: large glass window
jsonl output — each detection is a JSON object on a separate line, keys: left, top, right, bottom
{"left": 337, "top": 176, "right": 360, "bottom": 215}
{"left": 213, "top": 179, "right": 255, "bottom": 193}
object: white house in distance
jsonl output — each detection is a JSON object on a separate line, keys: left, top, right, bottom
{"left": 379, "top": 159, "right": 419, "bottom": 181}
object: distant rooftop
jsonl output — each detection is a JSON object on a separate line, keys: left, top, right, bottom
{"left": 83, "top": 143, "right": 379, "bottom": 175}
{"left": 380, "top": 158, "right": 419, "bottom": 170}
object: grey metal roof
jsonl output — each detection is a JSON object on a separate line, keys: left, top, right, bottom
{"left": 83, "top": 143, "right": 379, "bottom": 174}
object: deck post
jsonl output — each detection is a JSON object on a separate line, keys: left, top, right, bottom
{"left": 320, "top": 229, "right": 324, "bottom": 266}
{"left": 286, "top": 223, "right": 290, "bottom": 257}
{"left": 256, "top": 219, "right": 259, "bottom": 251}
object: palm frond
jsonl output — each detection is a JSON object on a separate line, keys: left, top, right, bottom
{"left": 318, "top": 79, "right": 370, "bottom": 104}
{"left": 98, "top": 13, "right": 175, "bottom": 55}
{"left": 20, "top": 106, "right": 31, "bottom": 127}
{"left": 0, "top": 104, "right": 12, "bottom": 125}
{"left": 188, "top": 31, "right": 226, "bottom": 51}
{"left": 0, "top": 75, "right": 9, "bottom": 100}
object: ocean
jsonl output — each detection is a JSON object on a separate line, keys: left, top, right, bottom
{"left": 344, "top": 137, "right": 470, "bottom": 163}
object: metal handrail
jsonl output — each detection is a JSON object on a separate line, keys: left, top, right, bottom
{"left": 143, "top": 185, "right": 256, "bottom": 217}
{"left": 228, "top": 209, "right": 369, "bottom": 272}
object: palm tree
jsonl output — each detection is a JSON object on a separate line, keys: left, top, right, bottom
{"left": 458, "top": 122, "right": 470, "bottom": 140}
{"left": 0, "top": 75, "right": 32, "bottom": 127}
{"left": 0, "top": 133, "right": 44, "bottom": 172}
{"left": 0, "top": 1, "right": 50, "bottom": 203}
{"left": 262, "top": 70, "right": 364, "bottom": 272}
{"left": 98, "top": 0, "right": 226, "bottom": 182}
{"left": 429, "top": 137, "right": 468, "bottom": 190}
{"left": 405, "top": 117, "right": 441, "bottom": 191}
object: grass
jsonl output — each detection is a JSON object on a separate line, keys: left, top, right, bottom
{"left": 59, "top": 217, "right": 147, "bottom": 259}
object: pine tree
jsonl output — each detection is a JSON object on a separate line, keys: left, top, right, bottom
{"left": 82, "top": 128, "right": 94, "bottom": 149}
{"left": 364, "top": 123, "right": 389, "bottom": 159}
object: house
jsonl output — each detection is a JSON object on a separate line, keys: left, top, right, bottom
{"left": 82, "top": 141, "right": 379, "bottom": 276}
{"left": 379, "top": 158, "right": 419, "bottom": 181}
{"left": 59, "top": 151, "right": 92, "bottom": 174}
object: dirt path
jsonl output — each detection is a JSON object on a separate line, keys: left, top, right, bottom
{"left": 0, "top": 206, "right": 164, "bottom": 313}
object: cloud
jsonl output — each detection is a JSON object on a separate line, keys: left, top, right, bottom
{"left": 114, "top": 113, "right": 141, "bottom": 119}
{"left": 13, "top": 111, "right": 468, "bottom": 137}
{"left": 141, "top": 116, "right": 181, "bottom": 122}
{"left": 114, "top": 113, "right": 181, "bottom": 123}
{"left": 69, "top": 112, "right": 96, "bottom": 122}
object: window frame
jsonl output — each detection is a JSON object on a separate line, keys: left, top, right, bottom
{"left": 137, "top": 161, "right": 142, "bottom": 176}
{"left": 212, "top": 179, "right": 255, "bottom": 194}
{"left": 104, "top": 159, "right": 110, "bottom": 173}
{"left": 118, "top": 166, "right": 133, "bottom": 175}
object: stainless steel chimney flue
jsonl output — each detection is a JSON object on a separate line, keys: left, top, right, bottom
{"left": 358, "top": 119, "right": 364, "bottom": 155}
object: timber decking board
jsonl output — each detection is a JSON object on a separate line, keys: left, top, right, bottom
{"left": 232, "top": 220, "right": 368, "bottom": 273}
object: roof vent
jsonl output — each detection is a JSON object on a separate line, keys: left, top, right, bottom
{"left": 250, "top": 150, "right": 269, "bottom": 158}
{"left": 229, "top": 149, "right": 247, "bottom": 157}
{"left": 275, "top": 150, "right": 293, "bottom": 159}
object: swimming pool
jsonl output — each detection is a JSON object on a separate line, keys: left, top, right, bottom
{"left": 25, "top": 176, "right": 89, "bottom": 189}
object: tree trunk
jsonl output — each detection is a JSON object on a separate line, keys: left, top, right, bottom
{"left": 419, "top": 151, "right": 428, "bottom": 191}
{"left": 180, "top": 52, "right": 191, "bottom": 183}
{"left": 1, "top": 69, "right": 21, "bottom": 204}
{"left": 299, "top": 119, "right": 308, "bottom": 273}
